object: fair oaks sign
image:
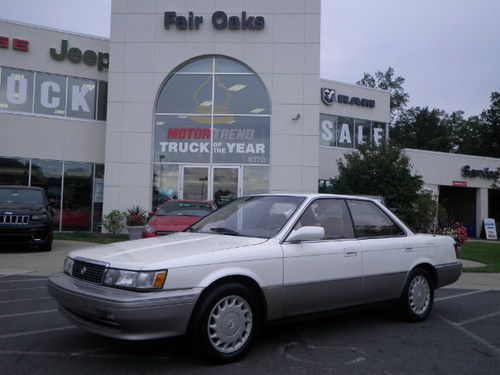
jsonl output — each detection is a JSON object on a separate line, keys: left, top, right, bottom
{"left": 164, "top": 11, "right": 265, "bottom": 31}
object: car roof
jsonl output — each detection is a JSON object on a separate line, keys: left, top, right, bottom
{"left": 0, "top": 185, "right": 45, "bottom": 191}
{"left": 250, "top": 193, "right": 379, "bottom": 202}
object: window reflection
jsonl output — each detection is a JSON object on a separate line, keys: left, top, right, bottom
{"left": 243, "top": 166, "right": 269, "bottom": 195}
{"left": 0, "top": 157, "right": 29, "bottom": 186}
{"left": 62, "top": 162, "right": 93, "bottom": 231}
{"left": 153, "top": 164, "right": 179, "bottom": 209}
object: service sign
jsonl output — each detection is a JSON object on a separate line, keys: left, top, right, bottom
{"left": 483, "top": 218, "right": 498, "bottom": 240}
{"left": 155, "top": 115, "right": 269, "bottom": 165}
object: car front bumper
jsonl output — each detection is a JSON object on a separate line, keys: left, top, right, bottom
{"left": 435, "top": 261, "right": 463, "bottom": 288}
{"left": 0, "top": 224, "right": 51, "bottom": 245}
{"left": 47, "top": 273, "right": 202, "bottom": 340}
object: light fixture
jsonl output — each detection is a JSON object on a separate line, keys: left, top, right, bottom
{"left": 199, "top": 101, "right": 212, "bottom": 107}
{"left": 250, "top": 107, "right": 265, "bottom": 114}
{"left": 227, "top": 84, "right": 246, "bottom": 92}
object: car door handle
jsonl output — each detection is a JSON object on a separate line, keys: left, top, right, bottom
{"left": 405, "top": 246, "right": 414, "bottom": 252}
{"left": 344, "top": 248, "right": 357, "bottom": 257}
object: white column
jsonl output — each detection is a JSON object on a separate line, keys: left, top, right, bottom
{"left": 476, "top": 188, "right": 489, "bottom": 237}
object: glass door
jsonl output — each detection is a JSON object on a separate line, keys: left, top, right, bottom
{"left": 180, "top": 166, "right": 209, "bottom": 200}
{"left": 212, "top": 166, "right": 241, "bottom": 207}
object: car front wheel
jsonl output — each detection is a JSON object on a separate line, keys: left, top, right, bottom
{"left": 397, "top": 268, "right": 434, "bottom": 322}
{"left": 189, "top": 283, "right": 258, "bottom": 363}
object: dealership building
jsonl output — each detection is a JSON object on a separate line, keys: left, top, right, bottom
{"left": 0, "top": 0, "right": 498, "bottom": 237}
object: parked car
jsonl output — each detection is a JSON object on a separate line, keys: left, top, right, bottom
{"left": 142, "top": 199, "right": 216, "bottom": 237}
{"left": 0, "top": 185, "right": 53, "bottom": 251}
{"left": 48, "top": 194, "right": 461, "bottom": 363}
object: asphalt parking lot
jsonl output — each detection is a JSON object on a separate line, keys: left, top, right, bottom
{"left": 1, "top": 272, "right": 499, "bottom": 374}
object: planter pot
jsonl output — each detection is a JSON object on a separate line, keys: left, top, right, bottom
{"left": 127, "top": 225, "right": 145, "bottom": 240}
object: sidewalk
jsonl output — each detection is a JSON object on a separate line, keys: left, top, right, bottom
{"left": 1, "top": 241, "right": 499, "bottom": 290}
{"left": 0, "top": 240, "right": 97, "bottom": 277}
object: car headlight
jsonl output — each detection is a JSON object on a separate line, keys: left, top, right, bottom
{"left": 103, "top": 269, "right": 167, "bottom": 291}
{"left": 63, "top": 257, "right": 74, "bottom": 275}
{"left": 144, "top": 223, "right": 156, "bottom": 233}
{"left": 32, "top": 214, "right": 48, "bottom": 221}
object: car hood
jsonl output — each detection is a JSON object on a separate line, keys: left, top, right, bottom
{"left": 68, "top": 232, "right": 268, "bottom": 270}
{"left": 149, "top": 215, "right": 202, "bottom": 231}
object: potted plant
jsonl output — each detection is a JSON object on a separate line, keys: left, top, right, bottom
{"left": 440, "top": 222, "right": 468, "bottom": 256}
{"left": 125, "top": 205, "right": 148, "bottom": 240}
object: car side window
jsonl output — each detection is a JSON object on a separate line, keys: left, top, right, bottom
{"left": 294, "top": 199, "right": 355, "bottom": 240}
{"left": 346, "top": 200, "right": 404, "bottom": 238}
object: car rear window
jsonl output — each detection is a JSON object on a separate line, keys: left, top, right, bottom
{"left": 156, "top": 201, "right": 212, "bottom": 217}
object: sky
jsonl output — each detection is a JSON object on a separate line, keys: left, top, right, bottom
{"left": 1, "top": 0, "right": 499, "bottom": 117}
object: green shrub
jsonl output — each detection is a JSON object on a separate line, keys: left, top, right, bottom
{"left": 102, "top": 209, "right": 125, "bottom": 234}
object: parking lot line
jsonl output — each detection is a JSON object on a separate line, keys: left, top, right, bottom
{"left": 435, "top": 289, "right": 489, "bottom": 302}
{"left": 457, "top": 310, "right": 500, "bottom": 326}
{"left": 0, "top": 309, "right": 57, "bottom": 319}
{"left": 0, "top": 297, "right": 52, "bottom": 304}
{"left": 0, "top": 325, "right": 76, "bottom": 339}
{"left": 0, "top": 286, "right": 47, "bottom": 293}
{"left": 435, "top": 312, "right": 500, "bottom": 357}
{"left": 0, "top": 350, "right": 172, "bottom": 360}
{"left": 0, "top": 278, "right": 47, "bottom": 284}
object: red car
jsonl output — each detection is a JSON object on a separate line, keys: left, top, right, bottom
{"left": 142, "top": 200, "right": 216, "bottom": 237}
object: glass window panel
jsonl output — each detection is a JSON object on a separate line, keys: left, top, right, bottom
{"left": 30, "top": 159, "right": 63, "bottom": 229}
{"left": 0, "top": 67, "right": 34, "bottom": 113}
{"left": 62, "top": 162, "right": 93, "bottom": 231}
{"left": 92, "top": 164, "right": 104, "bottom": 232}
{"left": 182, "top": 167, "right": 208, "bottom": 200}
{"left": 154, "top": 115, "right": 211, "bottom": 163}
{"left": 336, "top": 116, "right": 354, "bottom": 149}
{"left": 372, "top": 122, "right": 387, "bottom": 147}
{"left": 0, "top": 157, "right": 29, "bottom": 185}
{"left": 319, "top": 114, "right": 336, "bottom": 147}
{"left": 347, "top": 200, "right": 404, "bottom": 238}
{"left": 212, "top": 116, "right": 270, "bottom": 164}
{"left": 66, "top": 77, "right": 96, "bottom": 119}
{"left": 354, "top": 119, "right": 371, "bottom": 147}
{"left": 152, "top": 164, "right": 179, "bottom": 209}
{"left": 215, "top": 57, "right": 252, "bottom": 73}
{"left": 243, "top": 166, "right": 269, "bottom": 195}
{"left": 294, "top": 199, "right": 354, "bottom": 240}
{"left": 176, "top": 57, "right": 213, "bottom": 73}
{"left": 213, "top": 167, "right": 238, "bottom": 207}
{"left": 34, "top": 72, "right": 67, "bottom": 116}
{"left": 213, "top": 74, "right": 270, "bottom": 115}
{"left": 97, "top": 81, "right": 108, "bottom": 121}
{"left": 156, "top": 74, "right": 212, "bottom": 114}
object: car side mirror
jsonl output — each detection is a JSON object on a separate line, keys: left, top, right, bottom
{"left": 286, "top": 226, "right": 324, "bottom": 243}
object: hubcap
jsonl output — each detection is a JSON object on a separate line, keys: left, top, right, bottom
{"left": 408, "top": 275, "right": 430, "bottom": 315}
{"left": 207, "top": 295, "right": 253, "bottom": 354}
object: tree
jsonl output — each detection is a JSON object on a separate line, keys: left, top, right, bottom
{"left": 328, "top": 143, "right": 436, "bottom": 231}
{"left": 356, "top": 66, "right": 409, "bottom": 121}
{"left": 390, "top": 106, "right": 454, "bottom": 152}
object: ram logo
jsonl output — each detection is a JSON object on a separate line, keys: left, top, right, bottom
{"left": 321, "top": 88, "right": 336, "bottom": 105}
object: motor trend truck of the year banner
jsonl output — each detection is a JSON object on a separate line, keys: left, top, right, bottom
{"left": 155, "top": 117, "right": 270, "bottom": 165}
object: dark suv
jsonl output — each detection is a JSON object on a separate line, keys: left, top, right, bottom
{"left": 0, "top": 186, "right": 53, "bottom": 251}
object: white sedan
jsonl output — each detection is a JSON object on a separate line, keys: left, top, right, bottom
{"left": 48, "top": 194, "right": 462, "bottom": 363}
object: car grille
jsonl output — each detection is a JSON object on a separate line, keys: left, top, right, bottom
{"left": 72, "top": 260, "right": 106, "bottom": 284}
{"left": 0, "top": 214, "right": 29, "bottom": 225}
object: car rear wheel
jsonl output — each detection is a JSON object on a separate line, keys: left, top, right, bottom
{"left": 189, "top": 283, "right": 258, "bottom": 363}
{"left": 396, "top": 268, "right": 434, "bottom": 322}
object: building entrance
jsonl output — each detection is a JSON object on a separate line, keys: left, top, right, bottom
{"left": 180, "top": 165, "right": 241, "bottom": 206}
{"left": 439, "top": 185, "right": 477, "bottom": 237}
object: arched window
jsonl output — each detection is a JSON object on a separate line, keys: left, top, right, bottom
{"left": 152, "top": 56, "right": 270, "bottom": 207}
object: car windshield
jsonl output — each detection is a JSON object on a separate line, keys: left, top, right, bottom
{"left": 0, "top": 188, "right": 45, "bottom": 206}
{"left": 156, "top": 201, "right": 212, "bottom": 217}
{"left": 188, "top": 195, "right": 305, "bottom": 238}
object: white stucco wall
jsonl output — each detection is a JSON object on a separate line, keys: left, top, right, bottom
{"left": 104, "top": 0, "right": 321, "bottom": 213}
{"left": 0, "top": 20, "right": 108, "bottom": 164}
